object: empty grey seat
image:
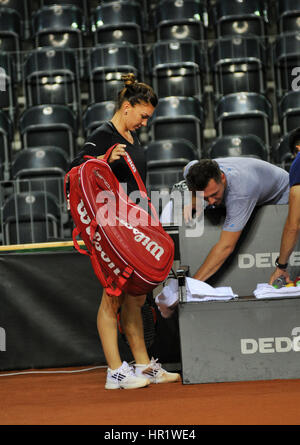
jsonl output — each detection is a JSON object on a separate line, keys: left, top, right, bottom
{"left": 0, "top": 8, "right": 22, "bottom": 78}
{"left": 87, "top": 42, "right": 142, "bottom": 103}
{"left": 145, "top": 138, "right": 198, "bottom": 168}
{"left": 213, "top": 0, "right": 268, "bottom": 38}
{"left": 82, "top": 101, "right": 115, "bottom": 137}
{"left": 273, "top": 32, "right": 300, "bottom": 98}
{"left": 147, "top": 167, "right": 187, "bottom": 195}
{"left": 0, "top": 0, "right": 30, "bottom": 38}
{"left": 0, "top": 0, "right": 29, "bottom": 19}
{"left": 215, "top": 92, "right": 273, "bottom": 147}
{"left": 278, "top": 91, "right": 300, "bottom": 134}
{"left": 145, "top": 138, "right": 198, "bottom": 194}
{"left": 39, "top": 0, "right": 86, "bottom": 11}
{"left": 11, "top": 146, "right": 68, "bottom": 203}
{"left": 211, "top": 36, "right": 267, "bottom": 98}
{"left": 149, "top": 96, "right": 204, "bottom": 158}
{"left": 149, "top": 39, "right": 206, "bottom": 100}
{"left": 1, "top": 190, "right": 61, "bottom": 244}
{"left": 19, "top": 104, "right": 77, "bottom": 159}
{"left": 277, "top": 0, "right": 300, "bottom": 34}
{"left": 23, "top": 47, "right": 80, "bottom": 114}
{"left": 272, "top": 132, "right": 294, "bottom": 171}
{"left": 208, "top": 134, "right": 269, "bottom": 161}
{"left": 32, "top": 5, "right": 84, "bottom": 50}
{"left": 152, "top": 0, "right": 207, "bottom": 42}
{"left": 0, "top": 8, "right": 22, "bottom": 50}
{"left": 91, "top": 1, "right": 143, "bottom": 47}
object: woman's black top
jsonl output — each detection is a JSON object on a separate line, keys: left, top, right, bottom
{"left": 70, "top": 121, "right": 147, "bottom": 196}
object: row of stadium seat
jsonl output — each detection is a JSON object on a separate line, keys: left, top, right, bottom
{"left": 1, "top": 89, "right": 300, "bottom": 174}
{"left": 0, "top": 127, "right": 295, "bottom": 246}
{"left": 2, "top": 0, "right": 300, "bottom": 43}
{"left": 2, "top": 32, "right": 300, "bottom": 124}
{"left": 2, "top": 30, "right": 300, "bottom": 78}
{"left": 1, "top": 90, "right": 299, "bottom": 167}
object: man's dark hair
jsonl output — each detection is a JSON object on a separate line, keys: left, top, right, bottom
{"left": 186, "top": 159, "right": 222, "bottom": 191}
{"left": 289, "top": 127, "right": 300, "bottom": 156}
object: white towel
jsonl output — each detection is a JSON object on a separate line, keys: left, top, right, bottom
{"left": 155, "top": 277, "right": 238, "bottom": 318}
{"left": 186, "top": 277, "right": 237, "bottom": 301}
{"left": 254, "top": 283, "right": 300, "bottom": 299}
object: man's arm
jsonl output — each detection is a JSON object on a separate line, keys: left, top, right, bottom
{"left": 193, "top": 230, "right": 242, "bottom": 282}
{"left": 269, "top": 185, "right": 300, "bottom": 284}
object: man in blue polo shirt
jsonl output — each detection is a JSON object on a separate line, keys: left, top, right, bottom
{"left": 269, "top": 128, "right": 300, "bottom": 284}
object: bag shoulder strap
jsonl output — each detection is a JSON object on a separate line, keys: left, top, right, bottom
{"left": 86, "top": 143, "right": 160, "bottom": 223}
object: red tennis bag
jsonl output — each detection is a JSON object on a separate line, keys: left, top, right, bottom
{"left": 64, "top": 144, "right": 174, "bottom": 297}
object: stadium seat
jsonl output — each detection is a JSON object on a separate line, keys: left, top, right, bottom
{"left": 278, "top": 91, "right": 300, "bottom": 134}
{"left": 145, "top": 138, "right": 198, "bottom": 193}
{"left": 215, "top": 92, "right": 273, "bottom": 147}
{"left": 87, "top": 42, "right": 143, "bottom": 103}
{"left": 19, "top": 105, "right": 77, "bottom": 159}
{"left": 0, "top": 8, "right": 22, "bottom": 50}
{"left": 38, "top": 0, "right": 87, "bottom": 14}
{"left": 1, "top": 190, "right": 62, "bottom": 244}
{"left": 147, "top": 166, "right": 187, "bottom": 195}
{"left": 0, "top": 52, "right": 17, "bottom": 123}
{"left": 211, "top": 36, "right": 267, "bottom": 98}
{"left": 208, "top": 134, "right": 269, "bottom": 161}
{"left": 91, "top": 1, "right": 144, "bottom": 47}
{"left": 11, "top": 146, "right": 68, "bottom": 203}
{"left": 0, "top": 8, "right": 22, "bottom": 77}
{"left": 149, "top": 39, "right": 206, "bottom": 100}
{"left": 82, "top": 101, "right": 115, "bottom": 137}
{"left": 152, "top": 0, "right": 207, "bottom": 42}
{"left": 212, "top": 0, "right": 268, "bottom": 38}
{"left": 0, "top": 0, "right": 29, "bottom": 32}
{"left": 149, "top": 96, "right": 204, "bottom": 158}
{"left": 273, "top": 32, "right": 300, "bottom": 98}
{"left": 0, "top": 110, "right": 13, "bottom": 179}
{"left": 277, "top": 0, "right": 300, "bottom": 35}
{"left": 272, "top": 132, "right": 294, "bottom": 171}
{"left": 32, "top": 5, "right": 84, "bottom": 50}
{"left": 0, "top": 0, "right": 29, "bottom": 18}
{"left": 23, "top": 47, "right": 80, "bottom": 114}
{"left": 145, "top": 138, "right": 198, "bottom": 168}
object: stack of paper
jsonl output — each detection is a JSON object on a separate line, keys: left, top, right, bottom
{"left": 254, "top": 283, "right": 300, "bottom": 299}
{"left": 155, "top": 277, "right": 238, "bottom": 318}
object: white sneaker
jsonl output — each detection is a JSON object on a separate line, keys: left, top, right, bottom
{"left": 105, "top": 361, "right": 150, "bottom": 390}
{"left": 135, "top": 358, "right": 181, "bottom": 384}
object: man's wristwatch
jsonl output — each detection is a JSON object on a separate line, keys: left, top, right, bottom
{"left": 275, "top": 256, "right": 288, "bottom": 270}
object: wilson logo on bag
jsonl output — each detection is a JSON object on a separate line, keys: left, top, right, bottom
{"left": 64, "top": 144, "right": 174, "bottom": 297}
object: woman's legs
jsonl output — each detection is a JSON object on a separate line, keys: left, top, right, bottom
{"left": 97, "top": 289, "right": 180, "bottom": 386}
{"left": 97, "top": 290, "right": 149, "bottom": 367}
{"left": 97, "top": 289, "right": 123, "bottom": 370}
{"left": 120, "top": 293, "right": 150, "bottom": 365}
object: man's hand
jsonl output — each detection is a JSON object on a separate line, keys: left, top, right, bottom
{"left": 193, "top": 230, "right": 242, "bottom": 282}
{"left": 268, "top": 185, "right": 300, "bottom": 285}
{"left": 268, "top": 268, "right": 291, "bottom": 285}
